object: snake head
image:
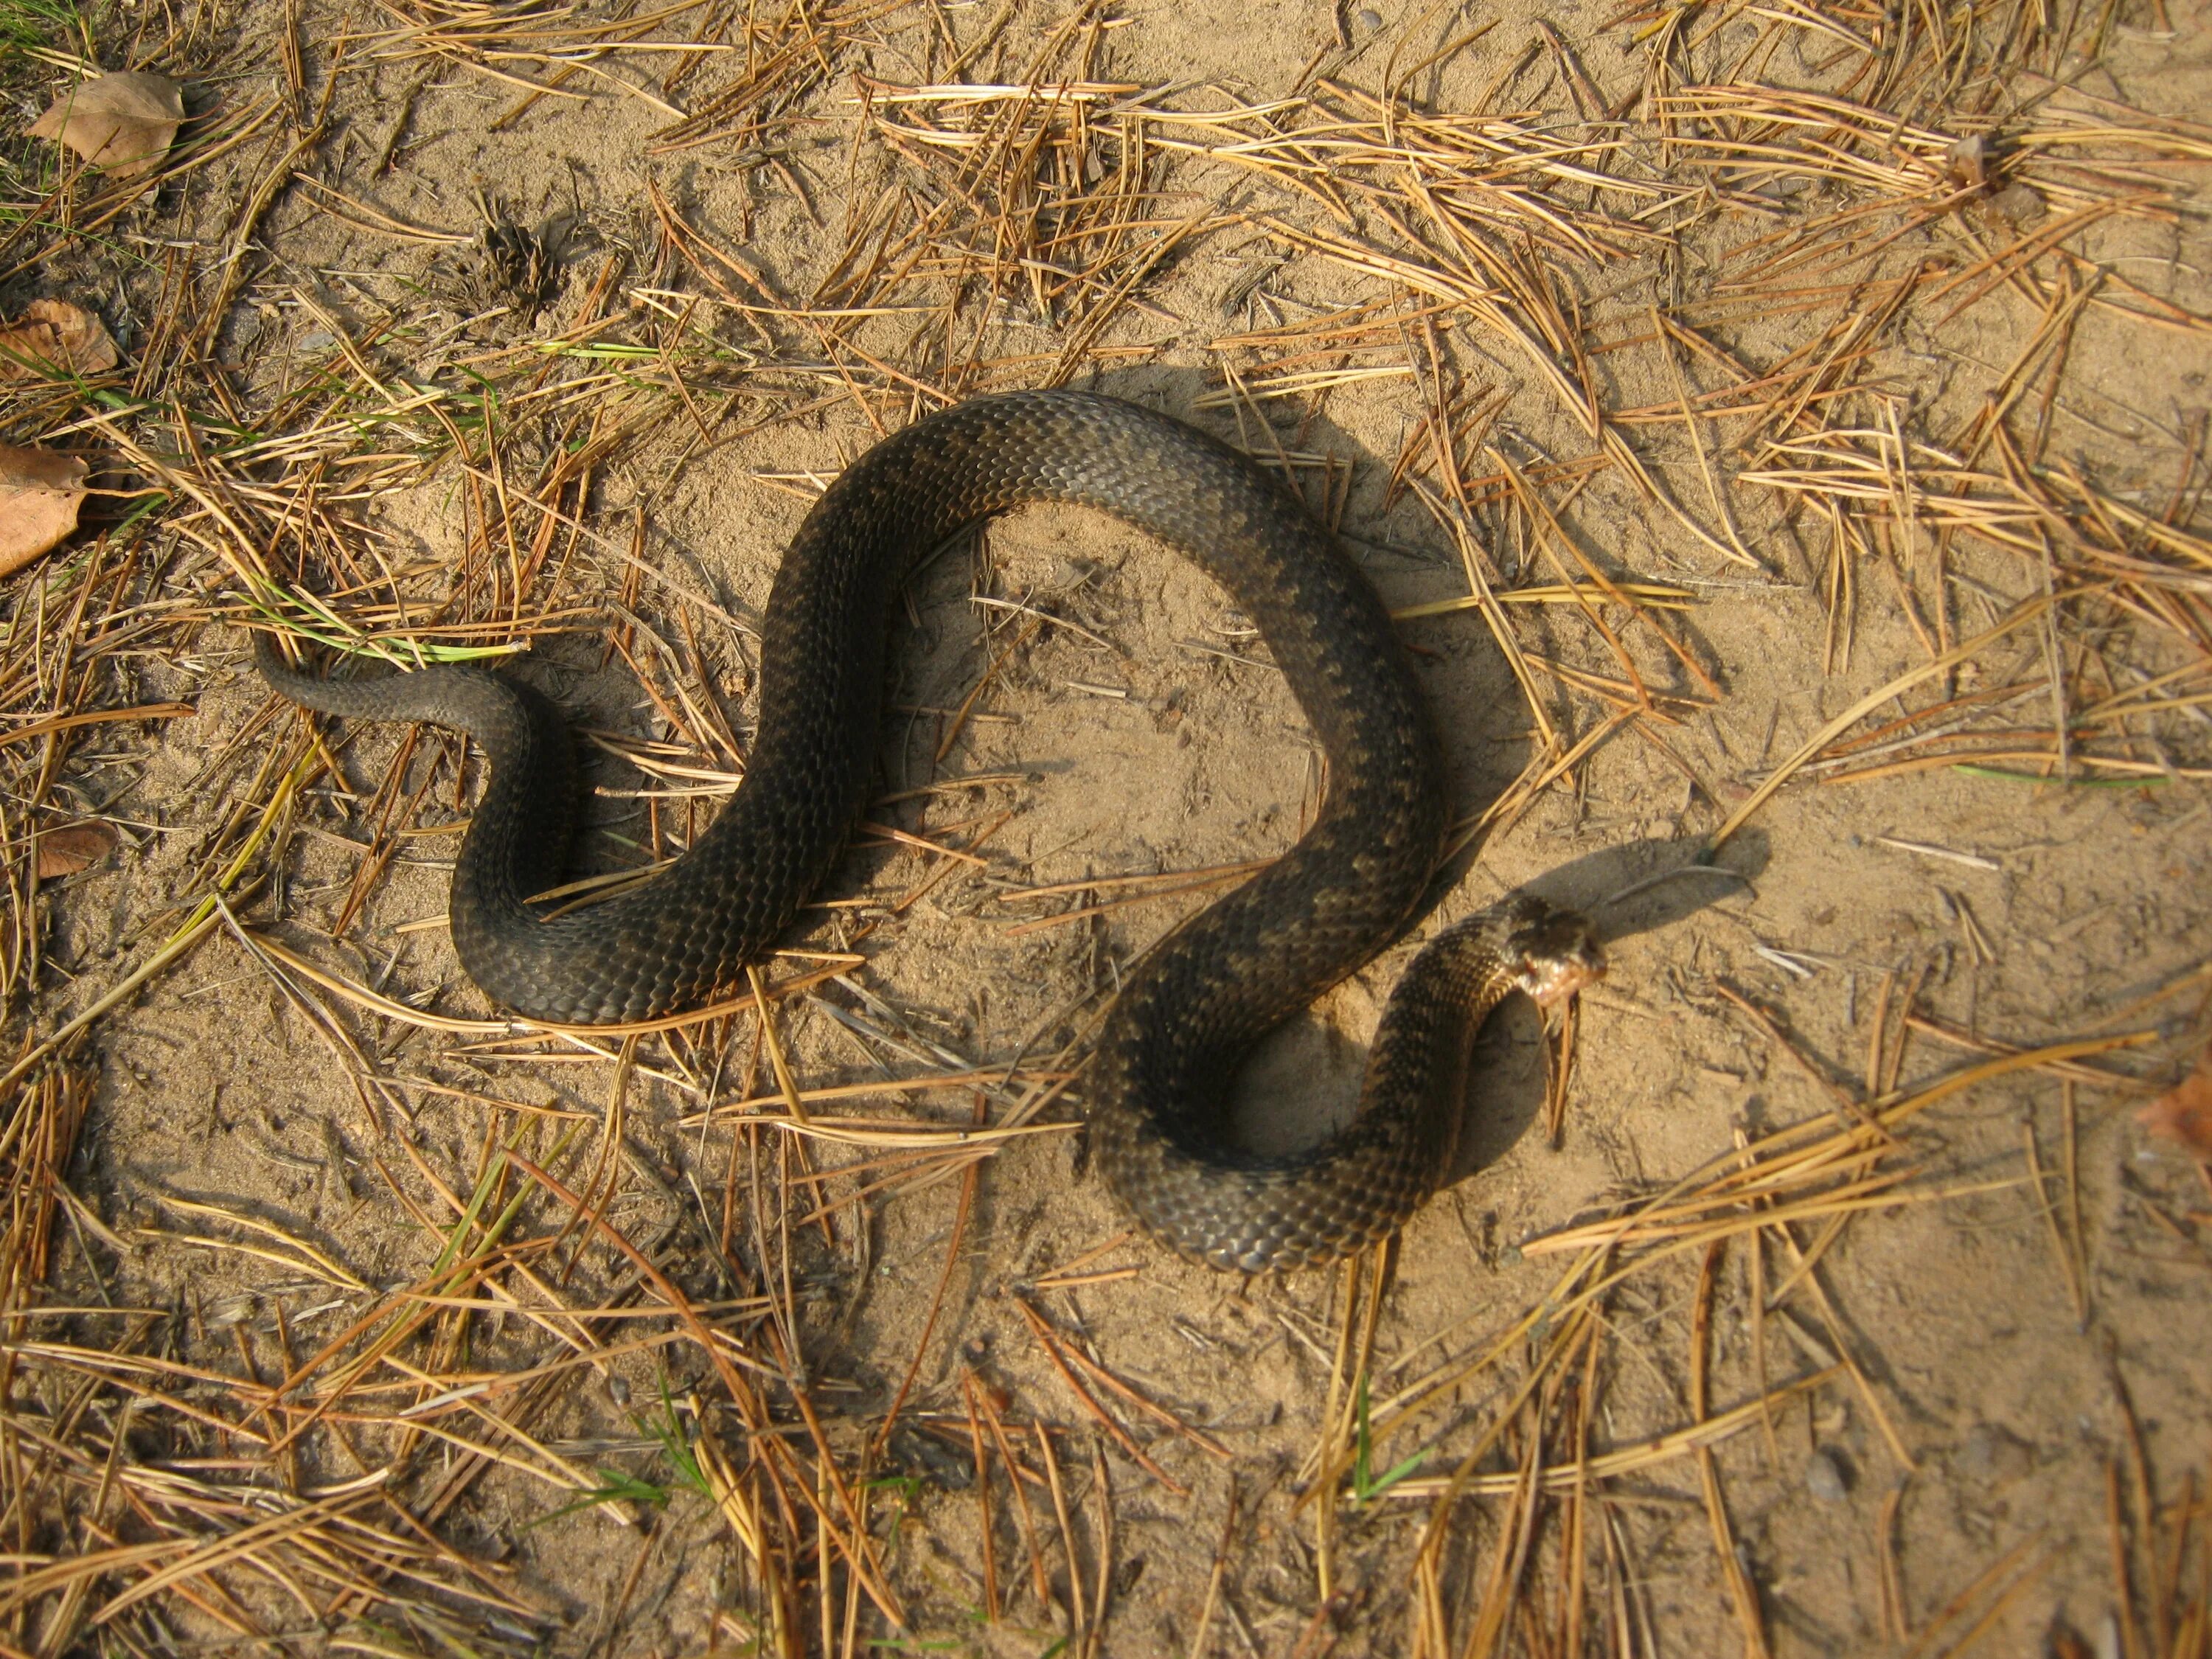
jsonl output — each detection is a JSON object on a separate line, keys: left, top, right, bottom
{"left": 1501, "top": 899, "right": 1607, "bottom": 1009}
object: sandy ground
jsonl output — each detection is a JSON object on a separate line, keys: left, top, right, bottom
{"left": 7, "top": 0, "right": 2212, "bottom": 1654}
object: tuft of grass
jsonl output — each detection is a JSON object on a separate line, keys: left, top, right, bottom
{"left": 0, "top": 0, "right": 86, "bottom": 66}
{"left": 1349, "top": 1372, "right": 1426, "bottom": 1507}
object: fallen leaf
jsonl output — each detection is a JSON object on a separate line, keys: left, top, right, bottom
{"left": 1944, "top": 133, "right": 1988, "bottom": 192}
{"left": 0, "top": 299, "right": 121, "bottom": 380}
{"left": 26, "top": 71, "right": 184, "bottom": 178}
{"left": 35, "top": 821, "right": 116, "bottom": 880}
{"left": 0, "top": 442, "right": 89, "bottom": 578}
{"left": 2138, "top": 1051, "right": 2212, "bottom": 1161}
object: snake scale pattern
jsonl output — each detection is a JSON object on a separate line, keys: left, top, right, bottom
{"left": 257, "top": 389, "right": 1604, "bottom": 1272}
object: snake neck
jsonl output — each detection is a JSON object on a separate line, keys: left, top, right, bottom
{"left": 1093, "top": 895, "right": 1601, "bottom": 1273}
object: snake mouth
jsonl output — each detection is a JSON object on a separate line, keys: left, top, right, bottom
{"left": 1506, "top": 906, "right": 1608, "bottom": 1009}
{"left": 1519, "top": 945, "right": 1607, "bottom": 1008}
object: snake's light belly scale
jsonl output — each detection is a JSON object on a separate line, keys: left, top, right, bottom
{"left": 258, "top": 389, "right": 1602, "bottom": 1273}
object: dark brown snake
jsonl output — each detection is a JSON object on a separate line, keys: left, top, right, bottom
{"left": 257, "top": 389, "right": 1604, "bottom": 1273}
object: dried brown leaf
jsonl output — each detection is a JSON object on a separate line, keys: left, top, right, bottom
{"left": 36, "top": 821, "right": 116, "bottom": 880}
{"left": 0, "top": 442, "right": 89, "bottom": 577}
{"left": 0, "top": 299, "right": 121, "bottom": 380}
{"left": 1944, "top": 133, "right": 1988, "bottom": 192}
{"left": 25, "top": 72, "right": 184, "bottom": 178}
{"left": 2138, "top": 1051, "right": 2212, "bottom": 1161}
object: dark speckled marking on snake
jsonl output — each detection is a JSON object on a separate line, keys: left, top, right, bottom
{"left": 257, "top": 389, "right": 1606, "bottom": 1273}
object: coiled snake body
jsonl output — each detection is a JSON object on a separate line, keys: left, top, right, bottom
{"left": 258, "top": 390, "right": 1603, "bottom": 1273}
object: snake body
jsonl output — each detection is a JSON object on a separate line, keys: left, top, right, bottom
{"left": 258, "top": 389, "right": 1602, "bottom": 1273}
